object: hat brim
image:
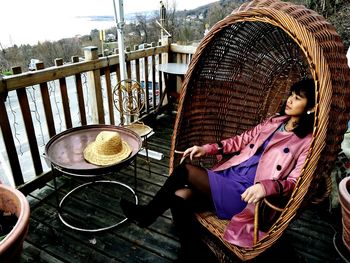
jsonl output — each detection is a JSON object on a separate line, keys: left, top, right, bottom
{"left": 83, "top": 140, "right": 132, "bottom": 166}
{"left": 125, "top": 123, "right": 153, "bottom": 137}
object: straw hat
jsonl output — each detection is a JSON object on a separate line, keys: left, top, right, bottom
{"left": 125, "top": 123, "right": 153, "bottom": 137}
{"left": 83, "top": 131, "right": 132, "bottom": 166}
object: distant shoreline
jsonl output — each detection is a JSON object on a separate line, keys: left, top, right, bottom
{"left": 76, "top": 10, "right": 157, "bottom": 22}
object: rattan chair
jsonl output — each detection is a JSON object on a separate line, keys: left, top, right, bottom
{"left": 169, "top": 0, "right": 350, "bottom": 261}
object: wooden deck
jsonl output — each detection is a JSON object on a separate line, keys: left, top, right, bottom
{"left": 21, "top": 113, "right": 345, "bottom": 263}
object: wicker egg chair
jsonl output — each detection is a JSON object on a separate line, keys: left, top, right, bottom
{"left": 169, "top": 0, "right": 350, "bottom": 261}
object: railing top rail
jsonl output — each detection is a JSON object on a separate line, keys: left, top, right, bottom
{"left": 170, "top": 43, "right": 197, "bottom": 54}
{"left": 0, "top": 45, "right": 170, "bottom": 92}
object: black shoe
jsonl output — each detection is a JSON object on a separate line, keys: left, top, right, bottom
{"left": 120, "top": 165, "right": 189, "bottom": 228}
{"left": 120, "top": 199, "right": 155, "bottom": 227}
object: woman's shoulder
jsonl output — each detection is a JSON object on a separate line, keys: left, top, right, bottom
{"left": 290, "top": 130, "right": 312, "bottom": 150}
{"left": 261, "top": 114, "right": 288, "bottom": 125}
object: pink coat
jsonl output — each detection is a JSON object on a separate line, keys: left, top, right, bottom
{"left": 202, "top": 115, "right": 312, "bottom": 247}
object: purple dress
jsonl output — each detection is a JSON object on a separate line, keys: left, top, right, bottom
{"left": 207, "top": 134, "right": 274, "bottom": 220}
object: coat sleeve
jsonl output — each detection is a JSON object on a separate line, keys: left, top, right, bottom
{"left": 202, "top": 118, "right": 270, "bottom": 155}
{"left": 258, "top": 141, "right": 310, "bottom": 197}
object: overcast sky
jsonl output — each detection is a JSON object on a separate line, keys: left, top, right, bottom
{"left": 0, "top": 0, "right": 218, "bottom": 47}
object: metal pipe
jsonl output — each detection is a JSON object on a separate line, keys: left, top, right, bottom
{"left": 112, "top": 0, "right": 127, "bottom": 80}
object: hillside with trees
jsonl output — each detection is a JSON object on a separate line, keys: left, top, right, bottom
{"left": 0, "top": 0, "right": 349, "bottom": 74}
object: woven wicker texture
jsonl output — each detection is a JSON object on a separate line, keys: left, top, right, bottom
{"left": 170, "top": 0, "right": 350, "bottom": 261}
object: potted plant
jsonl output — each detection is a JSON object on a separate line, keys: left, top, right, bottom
{"left": 0, "top": 184, "right": 30, "bottom": 263}
{"left": 339, "top": 176, "right": 350, "bottom": 252}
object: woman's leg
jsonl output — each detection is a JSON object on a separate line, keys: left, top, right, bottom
{"left": 171, "top": 195, "right": 217, "bottom": 263}
{"left": 171, "top": 164, "right": 216, "bottom": 262}
{"left": 175, "top": 163, "right": 211, "bottom": 197}
{"left": 120, "top": 163, "right": 211, "bottom": 227}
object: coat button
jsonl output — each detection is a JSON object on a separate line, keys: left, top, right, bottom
{"left": 249, "top": 144, "right": 254, "bottom": 149}
{"left": 276, "top": 165, "right": 282, "bottom": 171}
{"left": 283, "top": 147, "right": 290, "bottom": 153}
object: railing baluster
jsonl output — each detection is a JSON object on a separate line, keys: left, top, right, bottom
{"left": 135, "top": 59, "right": 142, "bottom": 116}
{"left": 55, "top": 58, "right": 72, "bottom": 129}
{"left": 114, "top": 64, "right": 123, "bottom": 124}
{"left": 158, "top": 53, "right": 163, "bottom": 110}
{"left": 144, "top": 56, "right": 150, "bottom": 113}
{"left": 105, "top": 66, "right": 115, "bottom": 125}
{"left": 126, "top": 61, "right": 134, "bottom": 123}
{"left": 36, "top": 62, "right": 56, "bottom": 138}
{"left": 150, "top": 52, "right": 156, "bottom": 110}
{"left": 135, "top": 59, "right": 141, "bottom": 84}
{"left": 115, "top": 64, "right": 121, "bottom": 82}
{"left": 71, "top": 56, "right": 87, "bottom": 125}
{"left": 126, "top": 60, "right": 132, "bottom": 79}
{"left": 0, "top": 93, "right": 23, "bottom": 185}
{"left": 181, "top": 53, "right": 187, "bottom": 64}
{"left": 13, "top": 66, "right": 43, "bottom": 176}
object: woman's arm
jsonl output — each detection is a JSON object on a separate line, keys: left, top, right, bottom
{"left": 181, "top": 145, "right": 206, "bottom": 162}
{"left": 180, "top": 120, "right": 266, "bottom": 161}
{"left": 241, "top": 183, "right": 266, "bottom": 204}
{"left": 202, "top": 118, "right": 269, "bottom": 155}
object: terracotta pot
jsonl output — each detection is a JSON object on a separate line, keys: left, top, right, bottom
{"left": 339, "top": 176, "right": 350, "bottom": 252}
{"left": 0, "top": 184, "right": 30, "bottom": 263}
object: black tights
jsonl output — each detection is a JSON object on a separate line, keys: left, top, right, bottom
{"left": 172, "top": 163, "right": 213, "bottom": 208}
{"left": 170, "top": 164, "right": 217, "bottom": 261}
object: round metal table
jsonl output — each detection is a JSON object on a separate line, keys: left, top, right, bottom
{"left": 157, "top": 63, "right": 188, "bottom": 76}
{"left": 45, "top": 124, "right": 142, "bottom": 232}
{"left": 156, "top": 63, "right": 188, "bottom": 113}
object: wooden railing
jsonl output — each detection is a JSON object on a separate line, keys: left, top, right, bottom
{"left": 0, "top": 42, "right": 196, "bottom": 194}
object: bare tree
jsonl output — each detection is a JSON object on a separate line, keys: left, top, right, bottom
{"left": 162, "top": 0, "right": 178, "bottom": 40}
{"left": 135, "top": 14, "right": 149, "bottom": 43}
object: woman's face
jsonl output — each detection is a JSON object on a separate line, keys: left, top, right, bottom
{"left": 285, "top": 91, "right": 308, "bottom": 117}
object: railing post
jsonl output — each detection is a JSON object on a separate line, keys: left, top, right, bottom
{"left": 84, "top": 46, "right": 105, "bottom": 124}
{"left": 71, "top": 56, "right": 87, "bottom": 125}
{"left": 159, "top": 36, "right": 171, "bottom": 110}
{"left": 0, "top": 74, "right": 5, "bottom": 97}
{"left": 161, "top": 36, "right": 170, "bottom": 63}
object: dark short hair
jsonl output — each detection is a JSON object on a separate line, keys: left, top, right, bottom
{"left": 279, "top": 79, "right": 315, "bottom": 138}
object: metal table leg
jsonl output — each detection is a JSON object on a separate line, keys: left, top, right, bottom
{"left": 58, "top": 180, "right": 138, "bottom": 232}
{"left": 52, "top": 164, "right": 60, "bottom": 210}
{"left": 143, "top": 135, "right": 152, "bottom": 177}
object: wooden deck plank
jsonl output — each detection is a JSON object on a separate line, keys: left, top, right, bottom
{"left": 28, "top": 204, "right": 176, "bottom": 262}
{"left": 21, "top": 242, "right": 66, "bottom": 263}
{"left": 26, "top": 177, "right": 179, "bottom": 262}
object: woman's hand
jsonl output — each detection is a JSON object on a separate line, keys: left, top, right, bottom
{"left": 241, "top": 183, "right": 266, "bottom": 204}
{"left": 181, "top": 146, "right": 206, "bottom": 162}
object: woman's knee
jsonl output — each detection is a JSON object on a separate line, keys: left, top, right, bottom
{"left": 175, "top": 188, "right": 193, "bottom": 199}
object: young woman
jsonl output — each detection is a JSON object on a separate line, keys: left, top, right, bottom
{"left": 121, "top": 79, "right": 315, "bottom": 256}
